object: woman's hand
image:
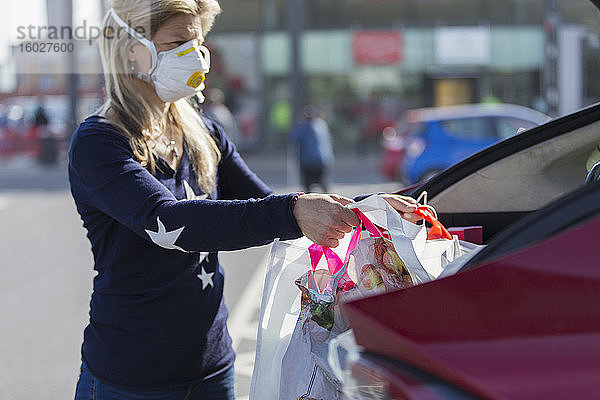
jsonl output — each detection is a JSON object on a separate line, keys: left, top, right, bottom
{"left": 292, "top": 194, "right": 360, "bottom": 248}
{"left": 379, "top": 194, "right": 422, "bottom": 224}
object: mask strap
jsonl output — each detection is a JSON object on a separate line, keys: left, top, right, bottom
{"left": 107, "top": 8, "right": 158, "bottom": 76}
{"left": 197, "top": 44, "right": 211, "bottom": 68}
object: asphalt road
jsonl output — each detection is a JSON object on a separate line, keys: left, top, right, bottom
{"left": 0, "top": 153, "right": 400, "bottom": 399}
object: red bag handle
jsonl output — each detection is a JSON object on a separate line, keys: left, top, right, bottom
{"left": 414, "top": 206, "right": 453, "bottom": 240}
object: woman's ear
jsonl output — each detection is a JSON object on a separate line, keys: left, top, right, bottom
{"left": 127, "top": 43, "right": 152, "bottom": 74}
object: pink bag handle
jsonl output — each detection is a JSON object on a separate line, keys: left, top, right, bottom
{"left": 308, "top": 209, "right": 385, "bottom": 277}
{"left": 352, "top": 209, "right": 385, "bottom": 238}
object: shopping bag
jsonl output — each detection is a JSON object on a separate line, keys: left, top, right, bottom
{"left": 249, "top": 236, "right": 353, "bottom": 400}
{"left": 346, "top": 195, "right": 464, "bottom": 283}
{"left": 277, "top": 206, "right": 413, "bottom": 400}
{"left": 249, "top": 238, "right": 309, "bottom": 400}
{"left": 278, "top": 236, "right": 357, "bottom": 400}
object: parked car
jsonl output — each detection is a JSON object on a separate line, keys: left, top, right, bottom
{"left": 341, "top": 99, "right": 600, "bottom": 399}
{"left": 380, "top": 103, "right": 550, "bottom": 184}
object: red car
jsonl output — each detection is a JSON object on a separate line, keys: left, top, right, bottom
{"left": 341, "top": 94, "right": 600, "bottom": 397}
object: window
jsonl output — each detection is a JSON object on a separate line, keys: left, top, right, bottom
{"left": 496, "top": 117, "right": 538, "bottom": 139}
{"left": 440, "top": 117, "right": 493, "bottom": 140}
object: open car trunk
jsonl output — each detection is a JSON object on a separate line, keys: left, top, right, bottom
{"left": 343, "top": 206, "right": 600, "bottom": 399}
{"left": 343, "top": 182, "right": 600, "bottom": 399}
{"left": 343, "top": 102, "right": 600, "bottom": 400}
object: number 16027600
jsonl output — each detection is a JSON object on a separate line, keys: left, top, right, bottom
{"left": 19, "top": 42, "right": 74, "bottom": 53}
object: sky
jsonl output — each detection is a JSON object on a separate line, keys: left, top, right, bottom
{"left": 0, "top": 0, "right": 101, "bottom": 64}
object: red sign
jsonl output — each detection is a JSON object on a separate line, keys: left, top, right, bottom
{"left": 352, "top": 31, "right": 403, "bottom": 65}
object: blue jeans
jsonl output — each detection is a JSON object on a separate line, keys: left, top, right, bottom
{"left": 74, "top": 362, "right": 235, "bottom": 400}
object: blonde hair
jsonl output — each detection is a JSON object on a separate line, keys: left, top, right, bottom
{"left": 98, "top": 0, "right": 222, "bottom": 194}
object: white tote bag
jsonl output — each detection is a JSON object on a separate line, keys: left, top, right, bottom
{"left": 278, "top": 260, "right": 350, "bottom": 400}
{"left": 347, "top": 195, "right": 468, "bottom": 282}
{"left": 249, "top": 236, "right": 352, "bottom": 400}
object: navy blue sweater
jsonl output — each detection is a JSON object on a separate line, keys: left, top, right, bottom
{"left": 68, "top": 115, "right": 303, "bottom": 389}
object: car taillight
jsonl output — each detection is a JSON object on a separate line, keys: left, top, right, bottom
{"left": 345, "top": 355, "right": 485, "bottom": 400}
{"left": 407, "top": 137, "right": 426, "bottom": 158}
{"left": 342, "top": 381, "right": 392, "bottom": 400}
{"left": 343, "top": 363, "right": 394, "bottom": 400}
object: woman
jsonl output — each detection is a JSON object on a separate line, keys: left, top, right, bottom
{"left": 70, "top": 1, "right": 418, "bottom": 399}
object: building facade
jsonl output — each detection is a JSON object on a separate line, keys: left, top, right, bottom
{"left": 205, "top": 0, "right": 600, "bottom": 149}
{"left": 3, "top": 0, "right": 599, "bottom": 150}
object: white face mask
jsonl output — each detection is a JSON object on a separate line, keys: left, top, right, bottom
{"left": 108, "top": 8, "right": 211, "bottom": 103}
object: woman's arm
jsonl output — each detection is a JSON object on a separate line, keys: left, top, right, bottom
{"left": 69, "top": 126, "right": 359, "bottom": 252}
{"left": 69, "top": 128, "right": 299, "bottom": 253}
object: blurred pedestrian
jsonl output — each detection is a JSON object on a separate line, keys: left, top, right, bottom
{"left": 270, "top": 96, "right": 292, "bottom": 146}
{"left": 290, "top": 105, "right": 334, "bottom": 193}
{"left": 32, "top": 98, "right": 57, "bottom": 164}
{"left": 33, "top": 102, "right": 49, "bottom": 128}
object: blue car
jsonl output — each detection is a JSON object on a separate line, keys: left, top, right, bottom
{"left": 395, "top": 104, "right": 550, "bottom": 184}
